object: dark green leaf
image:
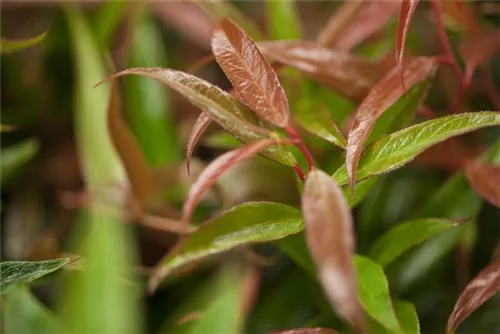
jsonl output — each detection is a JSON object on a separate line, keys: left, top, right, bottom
{"left": 1, "top": 139, "right": 39, "bottom": 182}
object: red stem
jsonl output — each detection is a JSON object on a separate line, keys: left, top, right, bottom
{"left": 285, "top": 124, "right": 315, "bottom": 172}
{"left": 294, "top": 164, "right": 306, "bottom": 181}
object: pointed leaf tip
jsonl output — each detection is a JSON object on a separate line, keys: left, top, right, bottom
{"left": 212, "top": 18, "right": 290, "bottom": 127}
{"left": 187, "top": 112, "right": 212, "bottom": 175}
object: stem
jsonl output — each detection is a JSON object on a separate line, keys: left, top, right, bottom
{"left": 285, "top": 124, "right": 315, "bottom": 172}
{"left": 294, "top": 163, "right": 306, "bottom": 181}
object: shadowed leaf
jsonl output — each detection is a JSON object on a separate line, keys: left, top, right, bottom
{"left": 346, "top": 57, "right": 436, "bottom": 190}
{"left": 150, "top": 202, "right": 303, "bottom": 291}
{"left": 1, "top": 139, "right": 39, "bottom": 182}
{"left": 295, "top": 106, "right": 346, "bottom": 148}
{"left": 258, "top": 41, "right": 384, "bottom": 102}
{"left": 334, "top": 112, "right": 500, "bottom": 186}
{"left": 212, "top": 18, "right": 290, "bottom": 127}
{"left": 465, "top": 161, "right": 500, "bottom": 208}
{"left": 302, "top": 169, "right": 364, "bottom": 331}
{"left": 97, "top": 67, "right": 297, "bottom": 167}
{"left": 0, "top": 31, "right": 47, "bottom": 54}
{"left": 459, "top": 29, "right": 500, "bottom": 81}
{"left": 317, "top": 1, "right": 366, "bottom": 47}
{"left": 0, "top": 258, "right": 71, "bottom": 292}
{"left": 272, "top": 328, "right": 338, "bottom": 334}
{"left": 187, "top": 112, "right": 212, "bottom": 175}
{"left": 442, "top": 1, "right": 479, "bottom": 33}
{"left": 396, "top": 0, "right": 420, "bottom": 78}
{"left": 447, "top": 256, "right": 500, "bottom": 333}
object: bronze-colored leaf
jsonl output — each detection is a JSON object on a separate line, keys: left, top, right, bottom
{"left": 302, "top": 169, "right": 364, "bottom": 332}
{"left": 396, "top": 0, "right": 420, "bottom": 78}
{"left": 447, "top": 256, "right": 500, "bottom": 333}
{"left": 459, "top": 29, "right": 500, "bottom": 78}
{"left": 442, "top": 1, "right": 480, "bottom": 33}
{"left": 272, "top": 328, "right": 339, "bottom": 334}
{"left": 346, "top": 57, "right": 436, "bottom": 191}
{"left": 317, "top": 1, "right": 367, "bottom": 47}
{"left": 187, "top": 112, "right": 212, "bottom": 175}
{"left": 465, "top": 161, "right": 500, "bottom": 208}
{"left": 259, "top": 40, "right": 384, "bottom": 102}
{"left": 212, "top": 18, "right": 290, "bottom": 127}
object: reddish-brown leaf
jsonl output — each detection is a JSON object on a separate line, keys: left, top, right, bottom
{"left": 465, "top": 161, "right": 500, "bottom": 208}
{"left": 396, "top": 0, "right": 420, "bottom": 79}
{"left": 317, "top": 1, "right": 367, "bottom": 47}
{"left": 302, "top": 169, "right": 364, "bottom": 332}
{"left": 459, "top": 29, "right": 500, "bottom": 82}
{"left": 442, "top": 1, "right": 480, "bottom": 33}
{"left": 334, "top": 1, "right": 401, "bottom": 51}
{"left": 346, "top": 57, "right": 436, "bottom": 191}
{"left": 182, "top": 139, "right": 291, "bottom": 226}
{"left": 272, "top": 328, "right": 339, "bottom": 334}
{"left": 187, "top": 112, "right": 212, "bottom": 175}
{"left": 258, "top": 41, "right": 384, "bottom": 102}
{"left": 212, "top": 18, "right": 290, "bottom": 127}
{"left": 447, "top": 256, "right": 500, "bottom": 333}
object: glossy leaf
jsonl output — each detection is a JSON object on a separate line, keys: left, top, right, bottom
{"left": 182, "top": 139, "right": 292, "bottom": 226}
{"left": 258, "top": 41, "right": 384, "bottom": 102}
{"left": 98, "top": 67, "right": 297, "bottom": 167}
{"left": 465, "top": 161, "right": 500, "bottom": 208}
{"left": 266, "top": 0, "right": 301, "bottom": 40}
{"left": 187, "top": 112, "right": 212, "bottom": 175}
{"left": 212, "top": 18, "right": 290, "bottom": 127}
{"left": 447, "top": 256, "right": 500, "bottom": 333}
{"left": 396, "top": 0, "right": 420, "bottom": 75}
{"left": 1, "top": 139, "right": 39, "bottom": 182}
{"left": 369, "top": 218, "right": 462, "bottom": 267}
{"left": 0, "top": 258, "right": 71, "bottom": 292}
{"left": 0, "top": 31, "right": 47, "bottom": 54}
{"left": 150, "top": 202, "right": 303, "bottom": 291}
{"left": 346, "top": 57, "right": 436, "bottom": 190}
{"left": 2, "top": 283, "right": 63, "bottom": 334}
{"left": 354, "top": 256, "right": 402, "bottom": 333}
{"left": 272, "top": 328, "right": 338, "bottom": 334}
{"left": 302, "top": 169, "right": 363, "bottom": 331}
{"left": 334, "top": 112, "right": 500, "bottom": 186}
{"left": 317, "top": 1, "right": 366, "bottom": 47}
{"left": 295, "top": 106, "right": 346, "bottom": 149}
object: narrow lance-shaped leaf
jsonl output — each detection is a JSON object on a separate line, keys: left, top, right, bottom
{"left": 1, "top": 139, "right": 39, "bottom": 182}
{"left": 447, "top": 256, "right": 500, "bottom": 333}
{"left": 150, "top": 202, "right": 303, "bottom": 291}
{"left": 212, "top": 18, "right": 290, "bottom": 127}
{"left": 346, "top": 57, "right": 436, "bottom": 190}
{"left": 302, "top": 169, "right": 364, "bottom": 331}
{"left": 258, "top": 41, "right": 384, "bottom": 102}
{"left": 182, "top": 139, "right": 292, "bottom": 226}
{"left": 396, "top": 0, "right": 420, "bottom": 78}
{"left": 187, "top": 112, "right": 212, "bottom": 175}
{"left": 0, "top": 31, "right": 47, "bottom": 54}
{"left": 96, "top": 67, "right": 297, "bottom": 167}
{"left": 272, "top": 328, "right": 338, "bottom": 334}
{"left": 295, "top": 105, "right": 346, "bottom": 149}
{"left": 317, "top": 1, "right": 366, "bottom": 47}
{"left": 266, "top": 0, "right": 301, "bottom": 40}
{"left": 334, "top": 112, "right": 500, "bottom": 185}
{"left": 465, "top": 161, "right": 500, "bottom": 208}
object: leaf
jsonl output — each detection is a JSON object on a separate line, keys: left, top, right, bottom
{"left": 346, "top": 57, "right": 436, "bottom": 190}
{"left": 98, "top": 67, "right": 297, "bottom": 167}
{"left": 187, "top": 112, "right": 212, "bottom": 175}
{"left": 459, "top": 29, "right": 500, "bottom": 79}
{"left": 393, "top": 300, "right": 419, "bottom": 334}
{"left": 1, "top": 139, "right": 39, "bottom": 182}
{"left": 203, "top": 131, "right": 242, "bottom": 149}
{"left": 465, "top": 161, "right": 500, "bottom": 208}
{"left": 182, "top": 139, "right": 292, "bottom": 226}
{"left": 212, "top": 18, "right": 290, "bottom": 127}
{"left": 302, "top": 169, "right": 364, "bottom": 331}
{"left": 396, "top": 0, "right": 420, "bottom": 77}
{"left": 447, "top": 256, "right": 500, "bottom": 333}
{"left": 343, "top": 177, "right": 379, "bottom": 208}
{"left": 0, "top": 258, "right": 71, "bottom": 292}
{"left": 150, "top": 202, "right": 303, "bottom": 291}
{"left": 258, "top": 41, "right": 384, "bottom": 102}
{"left": 266, "top": 0, "right": 301, "bottom": 40}
{"left": 442, "top": 1, "right": 479, "bottom": 33}
{"left": 2, "top": 283, "right": 63, "bottom": 334}
{"left": 272, "top": 328, "right": 339, "bottom": 334}
{"left": 333, "top": 112, "right": 500, "bottom": 186}
{"left": 295, "top": 106, "right": 346, "bottom": 149}
{"left": 0, "top": 31, "right": 47, "bottom": 54}
{"left": 317, "top": 1, "right": 366, "bottom": 47}
{"left": 369, "top": 218, "right": 463, "bottom": 267}
{"left": 354, "top": 255, "right": 402, "bottom": 333}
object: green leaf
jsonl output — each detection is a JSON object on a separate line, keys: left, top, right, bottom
{"left": 333, "top": 112, "right": 500, "bottom": 185}
{"left": 343, "top": 177, "right": 378, "bottom": 208}
{"left": 1, "top": 31, "right": 47, "bottom": 54}
{"left": 124, "top": 9, "right": 180, "bottom": 166}
{"left": 0, "top": 258, "right": 70, "bottom": 292}
{"left": 1, "top": 139, "right": 39, "bottom": 182}
{"left": 150, "top": 202, "right": 303, "bottom": 289}
{"left": 204, "top": 131, "right": 242, "bottom": 149}
{"left": 393, "top": 300, "right": 420, "bottom": 334}
{"left": 266, "top": 0, "right": 301, "bottom": 40}
{"left": 2, "top": 284, "right": 63, "bottom": 334}
{"left": 369, "top": 218, "right": 462, "bottom": 267}
{"left": 92, "top": 1, "right": 127, "bottom": 47}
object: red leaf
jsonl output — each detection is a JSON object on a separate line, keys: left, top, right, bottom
{"left": 272, "top": 328, "right": 338, "bottom": 334}
{"left": 258, "top": 41, "right": 384, "bottom": 102}
{"left": 396, "top": 0, "right": 420, "bottom": 83}
{"left": 317, "top": 1, "right": 367, "bottom": 47}
{"left": 182, "top": 139, "right": 291, "bottom": 226}
{"left": 212, "top": 18, "right": 290, "bottom": 127}
{"left": 465, "top": 161, "right": 500, "bottom": 208}
{"left": 459, "top": 29, "right": 500, "bottom": 84}
{"left": 187, "top": 112, "right": 212, "bottom": 175}
{"left": 447, "top": 256, "right": 500, "bottom": 333}
{"left": 346, "top": 57, "right": 436, "bottom": 191}
{"left": 302, "top": 169, "right": 364, "bottom": 332}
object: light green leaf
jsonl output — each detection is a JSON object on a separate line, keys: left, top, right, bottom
{"left": 295, "top": 105, "right": 347, "bottom": 148}
{"left": 369, "top": 218, "right": 462, "bottom": 267}
{"left": 2, "top": 284, "right": 63, "bottom": 334}
{"left": 150, "top": 202, "right": 303, "bottom": 289}
{"left": 0, "top": 258, "right": 71, "bottom": 292}
{"left": 1, "top": 139, "right": 39, "bottom": 182}
{"left": 1, "top": 31, "right": 47, "bottom": 54}
{"left": 393, "top": 300, "right": 420, "bottom": 334}
{"left": 92, "top": 1, "right": 127, "bottom": 47}
{"left": 333, "top": 112, "right": 500, "bottom": 185}
{"left": 266, "top": 0, "right": 301, "bottom": 40}
{"left": 343, "top": 177, "right": 378, "bottom": 208}
{"left": 355, "top": 255, "right": 402, "bottom": 333}
{"left": 204, "top": 131, "right": 243, "bottom": 149}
